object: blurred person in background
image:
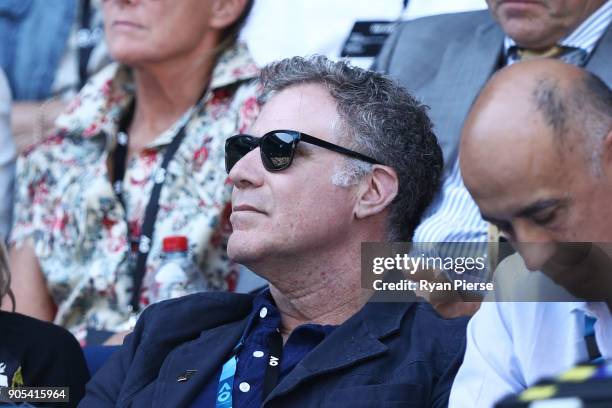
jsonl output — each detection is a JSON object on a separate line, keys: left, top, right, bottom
{"left": 0, "top": 0, "right": 109, "bottom": 152}
{"left": 375, "top": 0, "right": 611, "bottom": 316}
{"left": 0, "top": 241, "right": 89, "bottom": 407}
{"left": 377, "top": 1, "right": 611, "bottom": 235}
{"left": 0, "top": 69, "right": 15, "bottom": 240}
{"left": 5, "top": 0, "right": 260, "bottom": 345}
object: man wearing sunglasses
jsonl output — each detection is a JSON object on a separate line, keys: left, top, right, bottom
{"left": 81, "top": 56, "right": 467, "bottom": 408}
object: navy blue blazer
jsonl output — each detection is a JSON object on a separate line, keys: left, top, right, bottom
{"left": 80, "top": 291, "right": 467, "bottom": 407}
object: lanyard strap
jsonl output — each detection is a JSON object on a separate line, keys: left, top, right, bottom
{"left": 111, "top": 100, "right": 134, "bottom": 209}
{"left": 130, "top": 122, "right": 190, "bottom": 310}
{"left": 584, "top": 315, "right": 603, "bottom": 364}
{"left": 262, "top": 330, "right": 283, "bottom": 401}
{"left": 215, "top": 331, "right": 283, "bottom": 408}
{"left": 78, "top": 0, "right": 95, "bottom": 90}
{"left": 216, "top": 354, "right": 239, "bottom": 408}
{"left": 111, "top": 96, "right": 203, "bottom": 311}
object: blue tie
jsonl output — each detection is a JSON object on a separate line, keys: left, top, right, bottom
{"left": 584, "top": 315, "right": 604, "bottom": 364}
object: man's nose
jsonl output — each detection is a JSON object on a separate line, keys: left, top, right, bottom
{"left": 228, "top": 148, "right": 264, "bottom": 189}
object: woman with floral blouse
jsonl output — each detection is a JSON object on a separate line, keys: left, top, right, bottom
{"left": 5, "top": 0, "right": 261, "bottom": 344}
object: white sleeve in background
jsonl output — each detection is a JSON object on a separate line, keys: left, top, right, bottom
{"left": 449, "top": 302, "right": 527, "bottom": 408}
{"left": 240, "top": 0, "right": 488, "bottom": 70}
{"left": 240, "top": 0, "right": 405, "bottom": 68}
{"left": 0, "top": 69, "right": 17, "bottom": 241}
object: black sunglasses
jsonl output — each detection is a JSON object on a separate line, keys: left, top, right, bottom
{"left": 225, "top": 130, "right": 382, "bottom": 173}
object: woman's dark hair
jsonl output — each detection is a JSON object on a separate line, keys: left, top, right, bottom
{"left": 218, "top": 0, "right": 255, "bottom": 51}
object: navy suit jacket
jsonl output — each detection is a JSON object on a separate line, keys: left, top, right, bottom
{"left": 375, "top": 10, "right": 612, "bottom": 169}
{"left": 80, "top": 291, "right": 467, "bottom": 407}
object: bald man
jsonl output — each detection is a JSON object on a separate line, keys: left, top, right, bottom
{"left": 376, "top": 1, "right": 611, "bottom": 252}
{"left": 449, "top": 59, "right": 612, "bottom": 407}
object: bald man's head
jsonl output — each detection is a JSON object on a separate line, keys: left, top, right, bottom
{"left": 464, "top": 60, "right": 611, "bottom": 165}
{"left": 460, "top": 59, "right": 612, "bottom": 272}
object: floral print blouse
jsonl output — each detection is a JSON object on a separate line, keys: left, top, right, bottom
{"left": 10, "top": 42, "right": 261, "bottom": 339}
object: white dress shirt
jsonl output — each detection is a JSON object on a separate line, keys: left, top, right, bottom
{"left": 449, "top": 254, "right": 612, "bottom": 408}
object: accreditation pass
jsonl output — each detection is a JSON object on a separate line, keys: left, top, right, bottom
{"left": 0, "top": 387, "right": 69, "bottom": 403}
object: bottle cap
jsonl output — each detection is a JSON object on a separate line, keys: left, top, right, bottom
{"left": 162, "top": 236, "right": 188, "bottom": 252}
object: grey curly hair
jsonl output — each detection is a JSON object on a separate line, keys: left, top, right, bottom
{"left": 259, "top": 56, "right": 443, "bottom": 241}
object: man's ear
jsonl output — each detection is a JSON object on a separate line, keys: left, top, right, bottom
{"left": 209, "top": 0, "right": 249, "bottom": 31}
{"left": 354, "top": 166, "right": 399, "bottom": 219}
{"left": 601, "top": 127, "right": 612, "bottom": 179}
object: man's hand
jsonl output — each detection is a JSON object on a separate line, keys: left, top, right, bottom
{"left": 407, "top": 267, "right": 482, "bottom": 318}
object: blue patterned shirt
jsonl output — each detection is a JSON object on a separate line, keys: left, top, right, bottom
{"left": 190, "top": 289, "right": 336, "bottom": 407}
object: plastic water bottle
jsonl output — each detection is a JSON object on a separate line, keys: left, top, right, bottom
{"left": 147, "top": 236, "right": 207, "bottom": 304}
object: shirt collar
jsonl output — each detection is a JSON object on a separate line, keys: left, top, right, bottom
{"left": 240, "top": 288, "right": 415, "bottom": 346}
{"left": 54, "top": 41, "right": 259, "bottom": 143}
{"left": 571, "top": 301, "right": 612, "bottom": 319}
{"left": 504, "top": 1, "right": 612, "bottom": 57}
{"left": 208, "top": 42, "right": 260, "bottom": 90}
{"left": 241, "top": 288, "right": 338, "bottom": 344}
{"left": 244, "top": 288, "right": 282, "bottom": 335}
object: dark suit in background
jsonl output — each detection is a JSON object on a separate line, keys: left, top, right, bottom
{"left": 375, "top": 9, "right": 612, "bottom": 169}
